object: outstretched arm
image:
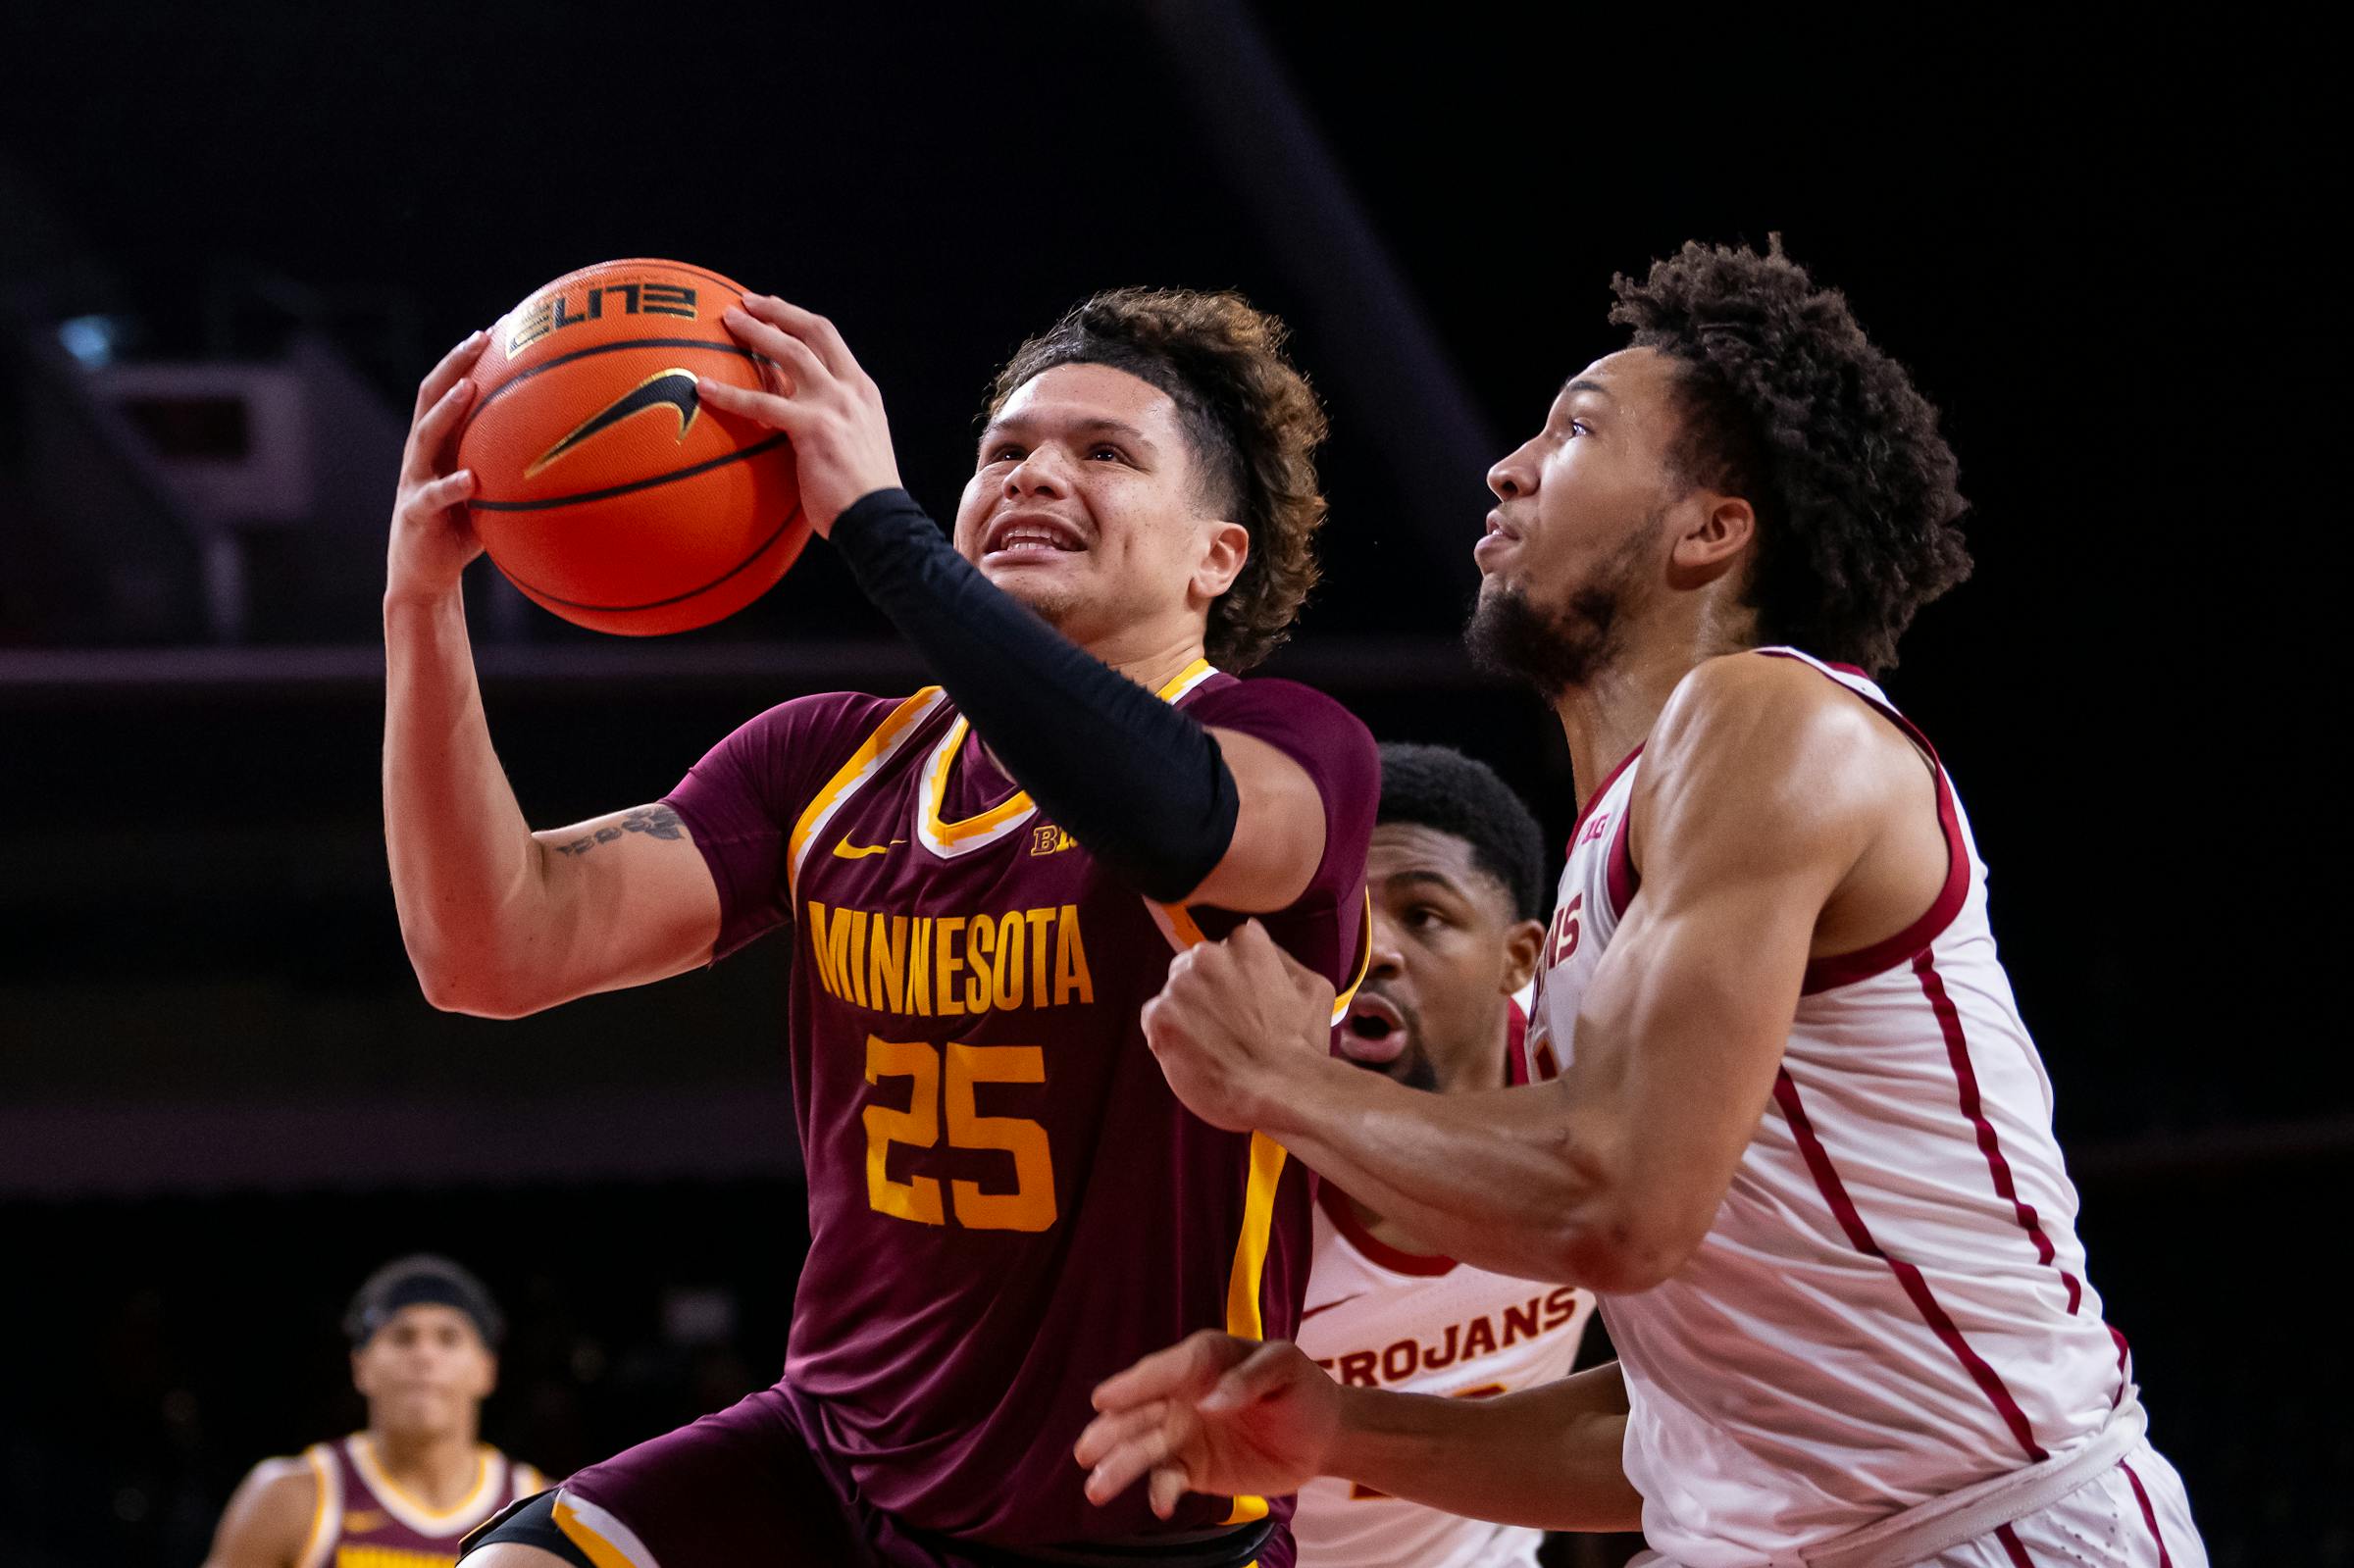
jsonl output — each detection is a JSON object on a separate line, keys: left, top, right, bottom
{"left": 1075, "top": 1332, "right": 1640, "bottom": 1532}
{"left": 1143, "top": 657, "right": 1926, "bottom": 1290}
{"left": 698, "top": 296, "right": 1333, "bottom": 912}
{"left": 384, "top": 332, "right": 719, "bottom": 1018}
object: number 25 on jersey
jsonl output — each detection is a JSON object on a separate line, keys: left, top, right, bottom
{"left": 863, "top": 1037, "right": 1057, "bottom": 1233}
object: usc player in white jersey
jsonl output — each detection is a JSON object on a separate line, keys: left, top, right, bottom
{"left": 1298, "top": 742, "right": 1595, "bottom": 1568}
{"left": 1080, "top": 239, "right": 2205, "bottom": 1567}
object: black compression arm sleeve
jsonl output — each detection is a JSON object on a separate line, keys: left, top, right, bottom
{"left": 830, "top": 487, "right": 1240, "bottom": 902}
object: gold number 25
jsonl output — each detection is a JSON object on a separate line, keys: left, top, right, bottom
{"left": 862, "top": 1037, "right": 1057, "bottom": 1232}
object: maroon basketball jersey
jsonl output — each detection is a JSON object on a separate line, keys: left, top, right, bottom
{"left": 665, "top": 661, "right": 1376, "bottom": 1548}
{"left": 294, "top": 1433, "right": 545, "bottom": 1567}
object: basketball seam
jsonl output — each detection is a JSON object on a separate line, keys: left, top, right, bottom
{"left": 471, "top": 432, "right": 791, "bottom": 512}
{"left": 461, "top": 338, "right": 764, "bottom": 431}
{"left": 499, "top": 505, "right": 803, "bottom": 614}
{"left": 534, "top": 258, "right": 749, "bottom": 305}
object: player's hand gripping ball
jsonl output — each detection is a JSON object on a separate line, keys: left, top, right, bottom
{"left": 455, "top": 259, "right": 809, "bottom": 634}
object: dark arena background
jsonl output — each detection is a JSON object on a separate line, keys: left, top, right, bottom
{"left": 0, "top": 7, "right": 2339, "bottom": 1565}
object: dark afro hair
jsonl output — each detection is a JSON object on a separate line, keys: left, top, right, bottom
{"left": 988, "top": 287, "right": 1329, "bottom": 672}
{"left": 1376, "top": 743, "right": 1549, "bottom": 922}
{"left": 342, "top": 1253, "right": 504, "bottom": 1348}
{"left": 1610, "top": 236, "right": 1972, "bottom": 672}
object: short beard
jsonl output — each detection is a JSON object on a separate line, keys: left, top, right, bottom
{"left": 1394, "top": 1048, "right": 1440, "bottom": 1094}
{"left": 1463, "top": 526, "right": 1651, "bottom": 696}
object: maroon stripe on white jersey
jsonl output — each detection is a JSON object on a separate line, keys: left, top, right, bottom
{"left": 1771, "top": 1067, "right": 2050, "bottom": 1462}
{"left": 1916, "top": 951, "right": 2084, "bottom": 1315}
{"left": 1604, "top": 814, "right": 1637, "bottom": 920}
{"left": 1758, "top": 650, "right": 1973, "bottom": 995}
{"left": 1566, "top": 742, "right": 1644, "bottom": 851}
{"left": 1994, "top": 1522, "right": 2036, "bottom": 1567}
{"left": 2120, "top": 1461, "right": 2176, "bottom": 1568}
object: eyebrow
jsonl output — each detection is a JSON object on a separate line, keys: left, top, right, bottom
{"left": 1559, "top": 377, "right": 1614, "bottom": 400}
{"left": 980, "top": 415, "right": 1158, "bottom": 449}
{"left": 1379, "top": 868, "right": 1472, "bottom": 898}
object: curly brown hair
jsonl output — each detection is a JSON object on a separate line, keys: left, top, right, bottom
{"left": 986, "top": 287, "right": 1329, "bottom": 672}
{"left": 1610, "top": 237, "right": 1972, "bottom": 672}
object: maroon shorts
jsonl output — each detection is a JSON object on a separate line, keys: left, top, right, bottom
{"left": 554, "top": 1380, "right": 1289, "bottom": 1568}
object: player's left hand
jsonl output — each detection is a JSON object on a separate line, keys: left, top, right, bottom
{"left": 1142, "top": 921, "right": 1336, "bottom": 1134}
{"left": 1076, "top": 1331, "right": 1341, "bottom": 1518}
{"left": 699, "top": 294, "right": 903, "bottom": 537}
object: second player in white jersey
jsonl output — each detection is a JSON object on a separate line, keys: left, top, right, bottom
{"left": 1292, "top": 744, "right": 1593, "bottom": 1568}
{"left": 1529, "top": 649, "right": 2193, "bottom": 1567}
{"left": 1296, "top": 1017, "right": 1594, "bottom": 1568}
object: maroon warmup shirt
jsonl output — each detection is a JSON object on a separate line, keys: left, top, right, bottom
{"left": 663, "top": 661, "right": 1376, "bottom": 1549}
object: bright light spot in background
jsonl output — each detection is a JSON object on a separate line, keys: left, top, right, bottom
{"left": 58, "top": 315, "right": 123, "bottom": 367}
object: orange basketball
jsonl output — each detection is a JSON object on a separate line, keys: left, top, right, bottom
{"left": 456, "top": 258, "right": 807, "bottom": 635}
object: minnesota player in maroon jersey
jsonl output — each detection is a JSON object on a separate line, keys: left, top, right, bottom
{"left": 202, "top": 1256, "right": 547, "bottom": 1568}
{"left": 384, "top": 288, "right": 1374, "bottom": 1568}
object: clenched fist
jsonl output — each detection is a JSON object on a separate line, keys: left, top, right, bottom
{"left": 1141, "top": 921, "right": 1337, "bottom": 1134}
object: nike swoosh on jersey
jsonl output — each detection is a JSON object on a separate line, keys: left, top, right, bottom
{"left": 341, "top": 1509, "right": 388, "bottom": 1535}
{"left": 1300, "top": 1292, "right": 1365, "bottom": 1323}
{"left": 526, "top": 368, "right": 700, "bottom": 478}
{"left": 833, "top": 836, "right": 906, "bottom": 860}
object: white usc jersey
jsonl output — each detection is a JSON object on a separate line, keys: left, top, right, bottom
{"left": 1527, "top": 649, "right": 2186, "bottom": 1567}
{"left": 1294, "top": 1014, "right": 1597, "bottom": 1568}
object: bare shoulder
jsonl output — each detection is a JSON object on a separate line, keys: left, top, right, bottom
{"left": 1660, "top": 652, "right": 1919, "bottom": 786}
{"left": 1635, "top": 652, "right": 1919, "bottom": 872}
{"left": 204, "top": 1454, "right": 319, "bottom": 1568}
{"left": 1660, "top": 651, "right": 1893, "bottom": 759}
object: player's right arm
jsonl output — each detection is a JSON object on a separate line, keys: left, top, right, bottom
{"left": 1076, "top": 1334, "right": 1641, "bottom": 1533}
{"left": 200, "top": 1457, "right": 315, "bottom": 1568}
{"left": 384, "top": 332, "right": 721, "bottom": 1018}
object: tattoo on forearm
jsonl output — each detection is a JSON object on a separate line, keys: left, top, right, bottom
{"left": 552, "top": 804, "right": 686, "bottom": 857}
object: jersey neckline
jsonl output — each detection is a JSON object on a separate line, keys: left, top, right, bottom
{"left": 915, "top": 658, "right": 1218, "bottom": 858}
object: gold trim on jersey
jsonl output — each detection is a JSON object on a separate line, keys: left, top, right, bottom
{"left": 1216, "top": 1129, "right": 1291, "bottom": 1527}
{"left": 787, "top": 687, "right": 950, "bottom": 899}
{"left": 915, "top": 714, "right": 1040, "bottom": 857}
{"left": 914, "top": 658, "right": 1216, "bottom": 862}
{"left": 344, "top": 1435, "right": 500, "bottom": 1537}
{"left": 1329, "top": 888, "right": 1374, "bottom": 1026}
{"left": 1148, "top": 887, "right": 1373, "bottom": 1030}
{"left": 333, "top": 1546, "right": 463, "bottom": 1568}
{"left": 297, "top": 1442, "right": 340, "bottom": 1568}
{"left": 552, "top": 1489, "right": 664, "bottom": 1568}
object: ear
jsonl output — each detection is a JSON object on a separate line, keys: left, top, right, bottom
{"left": 1500, "top": 917, "right": 1547, "bottom": 994}
{"left": 1666, "top": 492, "right": 1755, "bottom": 587}
{"left": 1190, "top": 519, "right": 1251, "bottom": 602}
{"left": 350, "top": 1347, "right": 374, "bottom": 1397}
{"left": 476, "top": 1351, "right": 499, "bottom": 1400}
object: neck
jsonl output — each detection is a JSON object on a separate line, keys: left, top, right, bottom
{"left": 1082, "top": 621, "right": 1211, "bottom": 695}
{"left": 368, "top": 1422, "right": 480, "bottom": 1500}
{"left": 1553, "top": 612, "right": 1755, "bottom": 812}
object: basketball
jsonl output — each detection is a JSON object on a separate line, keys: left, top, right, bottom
{"left": 455, "top": 258, "right": 807, "bottom": 635}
